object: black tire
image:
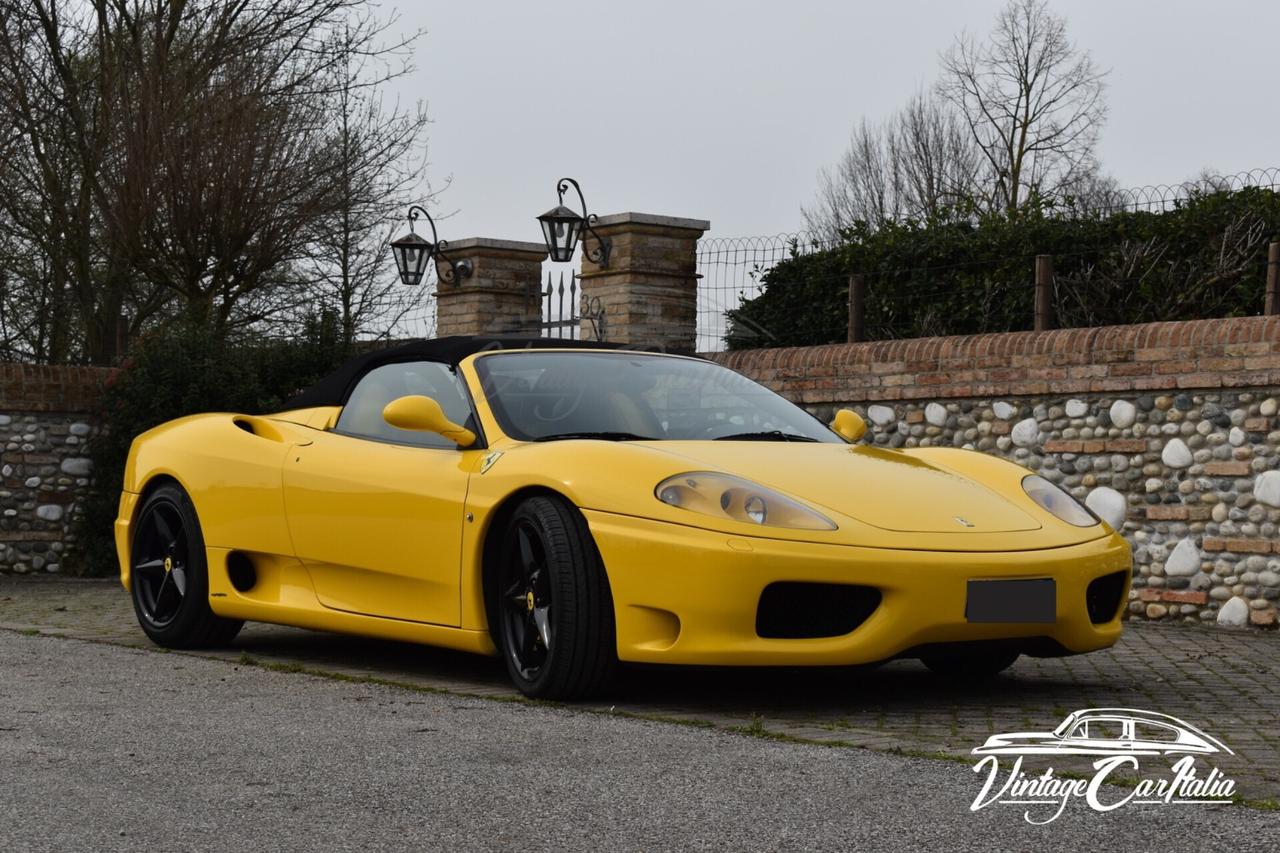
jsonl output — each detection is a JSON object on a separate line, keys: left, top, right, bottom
{"left": 921, "top": 649, "right": 1019, "bottom": 679}
{"left": 494, "top": 495, "right": 617, "bottom": 699}
{"left": 129, "top": 482, "right": 243, "bottom": 648}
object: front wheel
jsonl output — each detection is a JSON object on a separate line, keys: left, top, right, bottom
{"left": 129, "top": 482, "right": 243, "bottom": 648}
{"left": 495, "top": 495, "right": 617, "bottom": 699}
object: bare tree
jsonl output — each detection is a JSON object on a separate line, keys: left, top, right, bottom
{"left": 803, "top": 92, "right": 981, "bottom": 241}
{"left": 938, "top": 0, "right": 1108, "bottom": 217}
{"left": 296, "top": 24, "right": 440, "bottom": 347}
{"left": 0, "top": 0, "right": 117, "bottom": 363}
{"left": 0, "top": 0, "right": 432, "bottom": 362}
{"left": 804, "top": 118, "right": 893, "bottom": 241}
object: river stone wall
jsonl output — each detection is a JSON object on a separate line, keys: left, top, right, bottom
{"left": 0, "top": 364, "right": 110, "bottom": 575}
{"left": 807, "top": 390, "right": 1279, "bottom": 628}
{"left": 714, "top": 315, "right": 1280, "bottom": 630}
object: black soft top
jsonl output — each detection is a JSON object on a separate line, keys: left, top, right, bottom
{"left": 283, "top": 336, "right": 631, "bottom": 409}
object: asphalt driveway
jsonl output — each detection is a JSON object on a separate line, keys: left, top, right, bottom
{"left": 2, "top": 577, "right": 1279, "bottom": 849}
{"left": 1, "top": 630, "right": 1276, "bottom": 852}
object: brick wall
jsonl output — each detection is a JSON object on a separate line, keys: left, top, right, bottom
{"left": 712, "top": 316, "right": 1280, "bottom": 630}
{"left": 1, "top": 363, "right": 115, "bottom": 413}
{"left": 713, "top": 316, "right": 1280, "bottom": 403}
{"left": 0, "top": 364, "right": 115, "bottom": 574}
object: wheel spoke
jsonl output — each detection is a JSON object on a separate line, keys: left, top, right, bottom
{"left": 152, "top": 509, "right": 176, "bottom": 549}
{"left": 509, "top": 615, "right": 527, "bottom": 659}
{"left": 522, "top": 613, "right": 538, "bottom": 658}
{"left": 152, "top": 571, "right": 171, "bottom": 610}
{"left": 516, "top": 526, "right": 537, "bottom": 574}
{"left": 532, "top": 606, "right": 551, "bottom": 649}
{"left": 170, "top": 564, "right": 187, "bottom": 597}
{"left": 133, "top": 558, "right": 166, "bottom": 578}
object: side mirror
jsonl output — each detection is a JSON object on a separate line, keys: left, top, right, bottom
{"left": 382, "top": 395, "right": 476, "bottom": 448}
{"left": 830, "top": 408, "right": 866, "bottom": 443}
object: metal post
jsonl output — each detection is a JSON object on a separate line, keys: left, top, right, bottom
{"left": 1034, "top": 255, "right": 1055, "bottom": 332}
{"left": 847, "top": 273, "right": 865, "bottom": 343}
{"left": 1266, "top": 241, "right": 1279, "bottom": 316}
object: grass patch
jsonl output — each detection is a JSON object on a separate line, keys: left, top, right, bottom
{"left": 1233, "top": 794, "right": 1279, "bottom": 810}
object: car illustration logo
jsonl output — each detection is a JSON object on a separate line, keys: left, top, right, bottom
{"left": 954, "top": 516, "right": 975, "bottom": 528}
{"left": 972, "top": 708, "right": 1234, "bottom": 757}
{"left": 969, "top": 708, "right": 1238, "bottom": 822}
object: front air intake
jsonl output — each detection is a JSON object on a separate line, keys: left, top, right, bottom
{"left": 1086, "top": 570, "right": 1129, "bottom": 624}
{"left": 756, "top": 582, "right": 881, "bottom": 639}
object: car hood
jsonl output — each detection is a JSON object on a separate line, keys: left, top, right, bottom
{"left": 641, "top": 442, "right": 1041, "bottom": 535}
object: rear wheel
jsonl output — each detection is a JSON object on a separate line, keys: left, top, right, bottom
{"left": 130, "top": 483, "right": 242, "bottom": 648}
{"left": 494, "top": 495, "right": 616, "bottom": 699}
{"left": 921, "top": 649, "right": 1019, "bottom": 679}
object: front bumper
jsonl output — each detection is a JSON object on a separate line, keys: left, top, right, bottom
{"left": 114, "top": 491, "right": 140, "bottom": 591}
{"left": 584, "top": 509, "right": 1131, "bottom": 666}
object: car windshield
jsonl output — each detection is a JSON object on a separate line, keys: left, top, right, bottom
{"left": 472, "top": 351, "right": 842, "bottom": 443}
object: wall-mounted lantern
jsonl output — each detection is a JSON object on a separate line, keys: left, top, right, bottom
{"left": 536, "top": 178, "right": 611, "bottom": 267}
{"left": 390, "top": 205, "right": 473, "bottom": 286}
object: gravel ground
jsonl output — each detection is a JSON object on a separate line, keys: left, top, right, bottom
{"left": 0, "top": 630, "right": 1274, "bottom": 852}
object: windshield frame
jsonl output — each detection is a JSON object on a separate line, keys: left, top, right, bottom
{"left": 463, "top": 349, "right": 841, "bottom": 445}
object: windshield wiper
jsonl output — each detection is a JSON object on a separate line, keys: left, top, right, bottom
{"left": 712, "top": 430, "right": 819, "bottom": 442}
{"left": 532, "top": 431, "right": 657, "bottom": 442}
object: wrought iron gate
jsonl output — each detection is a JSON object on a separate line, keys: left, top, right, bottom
{"left": 537, "top": 270, "right": 605, "bottom": 341}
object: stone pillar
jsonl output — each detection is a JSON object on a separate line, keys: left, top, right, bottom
{"left": 578, "top": 213, "right": 710, "bottom": 352}
{"left": 433, "top": 238, "right": 547, "bottom": 337}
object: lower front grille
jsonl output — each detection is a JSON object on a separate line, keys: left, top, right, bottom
{"left": 1086, "top": 570, "right": 1129, "bottom": 624}
{"left": 755, "top": 582, "right": 881, "bottom": 639}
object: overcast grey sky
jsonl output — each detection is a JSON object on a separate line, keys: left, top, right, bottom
{"left": 395, "top": 0, "right": 1280, "bottom": 243}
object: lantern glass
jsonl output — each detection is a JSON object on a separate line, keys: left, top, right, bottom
{"left": 537, "top": 205, "right": 583, "bottom": 263}
{"left": 390, "top": 231, "right": 434, "bottom": 286}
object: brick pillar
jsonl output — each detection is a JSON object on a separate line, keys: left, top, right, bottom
{"left": 433, "top": 238, "right": 547, "bottom": 337}
{"left": 578, "top": 213, "right": 709, "bottom": 352}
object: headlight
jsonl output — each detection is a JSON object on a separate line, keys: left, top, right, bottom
{"left": 1021, "top": 474, "right": 1098, "bottom": 527}
{"left": 655, "top": 472, "right": 837, "bottom": 531}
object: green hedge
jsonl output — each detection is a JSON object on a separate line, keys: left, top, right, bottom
{"left": 70, "top": 314, "right": 351, "bottom": 576}
{"left": 726, "top": 188, "right": 1280, "bottom": 349}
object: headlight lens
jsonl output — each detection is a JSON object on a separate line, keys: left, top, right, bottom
{"left": 655, "top": 472, "right": 837, "bottom": 530}
{"left": 1022, "top": 474, "right": 1098, "bottom": 527}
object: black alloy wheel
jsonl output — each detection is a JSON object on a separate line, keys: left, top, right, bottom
{"left": 129, "top": 482, "right": 242, "bottom": 648}
{"left": 500, "top": 519, "right": 554, "bottom": 682}
{"left": 495, "top": 495, "right": 617, "bottom": 699}
{"left": 132, "top": 499, "right": 191, "bottom": 629}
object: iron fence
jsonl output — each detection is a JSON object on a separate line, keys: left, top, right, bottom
{"left": 695, "top": 233, "right": 842, "bottom": 351}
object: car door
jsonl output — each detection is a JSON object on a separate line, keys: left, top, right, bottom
{"left": 282, "top": 360, "right": 477, "bottom": 626}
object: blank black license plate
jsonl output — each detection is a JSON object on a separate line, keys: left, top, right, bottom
{"left": 965, "top": 578, "right": 1056, "bottom": 623}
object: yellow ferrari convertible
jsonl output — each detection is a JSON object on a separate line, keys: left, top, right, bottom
{"left": 116, "top": 337, "right": 1131, "bottom": 698}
